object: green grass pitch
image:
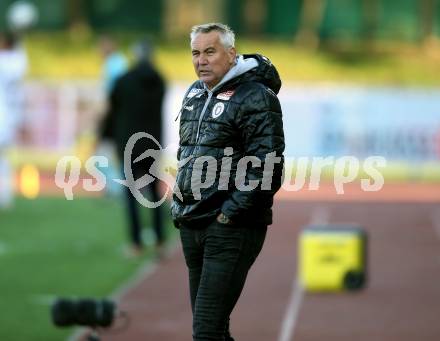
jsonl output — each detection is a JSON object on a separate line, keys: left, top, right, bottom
{"left": 0, "top": 196, "right": 175, "bottom": 341}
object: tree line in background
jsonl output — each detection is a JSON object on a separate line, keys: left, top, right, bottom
{"left": 0, "top": 0, "right": 438, "bottom": 45}
{"left": 293, "top": 0, "right": 438, "bottom": 48}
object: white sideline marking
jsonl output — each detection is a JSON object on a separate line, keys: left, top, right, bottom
{"left": 31, "top": 294, "right": 57, "bottom": 305}
{"left": 278, "top": 279, "right": 304, "bottom": 341}
{"left": 0, "top": 241, "right": 7, "bottom": 255}
{"left": 277, "top": 206, "right": 330, "bottom": 341}
{"left": 310, "top": 206, "right": 330, "bottom": 225}
{"left": 432, "top": 212, "right": 440, "bottom": 241}
{"left": 430, "top": 213, "right": 440, "bottom": 266}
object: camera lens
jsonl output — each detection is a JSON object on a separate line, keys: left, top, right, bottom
{"left": 51, "top": 298, "right": 116, "bottom": 327}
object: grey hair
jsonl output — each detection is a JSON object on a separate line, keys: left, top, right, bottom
{"left": 190, "top": 23, "right": 235, "bottom": 49}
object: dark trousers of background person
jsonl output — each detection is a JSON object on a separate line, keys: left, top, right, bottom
{"left": 125, "top": 160, "right": 164, "bottom": 248}
{"left": 180, "top": 219, "right": 267, "bottom": 341}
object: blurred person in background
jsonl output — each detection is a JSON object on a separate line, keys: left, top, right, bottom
{"left": 172, "top": 23, "right": 284, "bottom": 341}
{"left": 100, "top": 39, "right": 166, "bottom": 257}
{"left": 97, "top": 35, "right": 129, "bottom": 197}
{"left": 0, "top": 31, "right": 28, "bottom": 208}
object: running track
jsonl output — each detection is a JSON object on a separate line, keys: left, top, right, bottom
{"left": 76, "top": 185, "right": 440, "bottom": 341}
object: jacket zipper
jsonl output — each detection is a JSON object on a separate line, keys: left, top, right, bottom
{"left": 195, "top": 90, "right": 213, "bottom": 143}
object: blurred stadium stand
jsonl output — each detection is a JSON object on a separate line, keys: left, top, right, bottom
{"left": 0, "top": 0, "right": 438, "bottom": 42}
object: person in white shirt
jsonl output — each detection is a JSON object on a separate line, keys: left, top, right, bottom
{"left": 0, "top": 31, "right": 28, "bottom": 208}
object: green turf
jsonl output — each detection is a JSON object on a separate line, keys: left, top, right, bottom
{"left": 0, "top": 196, "right": 175, "bottom": 341}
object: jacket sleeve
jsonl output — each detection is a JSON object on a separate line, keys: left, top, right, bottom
{"left": 221, "top": 85, "right": 285, "bottom": 221}
{"left": 99, "top": 81, "right": 119, "bottom": 141}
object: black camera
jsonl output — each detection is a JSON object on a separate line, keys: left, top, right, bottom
{"left": 51, "top": 298, "right": 116, "bottom": 328}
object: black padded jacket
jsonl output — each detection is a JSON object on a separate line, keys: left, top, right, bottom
{"left": 171, "top": 54, "right": 285, "bottom": 228}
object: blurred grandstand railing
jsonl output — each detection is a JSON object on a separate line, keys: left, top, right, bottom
{"left": 10, "top": 81, "right": 440, "bottom": 183}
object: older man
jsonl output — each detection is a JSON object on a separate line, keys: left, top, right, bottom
{"left": 172, "top": 23, "right": 285, "bottom": 340}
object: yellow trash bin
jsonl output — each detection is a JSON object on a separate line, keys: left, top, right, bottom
{"left": 299, "top": 225, "right": 367, "bottom": 292}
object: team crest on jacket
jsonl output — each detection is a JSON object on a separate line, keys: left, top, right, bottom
{"left": 216, "top": 90, "right": 234, "bottom": 101}
{"left": 211, "top": 102, "right": 225, "bottom": 118}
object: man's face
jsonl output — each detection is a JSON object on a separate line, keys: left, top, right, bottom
{"left": 191, "top": 31, "right": 236, "bottom": 89}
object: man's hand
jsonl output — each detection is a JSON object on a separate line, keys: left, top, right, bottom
{"left": 217, "top": 212, "right": 233, "bottom": 225}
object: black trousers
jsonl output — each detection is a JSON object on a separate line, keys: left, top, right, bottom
{"left": 180, "top": 219, "right": 267, "bottom": 341}
{"left": 125, "top": 160, "right": 164, "bottom": 247}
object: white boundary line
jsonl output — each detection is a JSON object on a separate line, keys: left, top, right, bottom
{"left": 432, "top": 211, "right": 440, "bottom": 244}
{"left": 429, "top": 212, "right": 440, "bottom": 267}
{"left": 278, "top": 279, "right": 304, "bottom": 341}
{"left": 0, "top": 241, "right": 7, "bottom": 255}
{"left": 277, "top": 206, "right": 330, "bottom": 341}
{"left": 310, "top": 206, "right": 331, "bottom": 225}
